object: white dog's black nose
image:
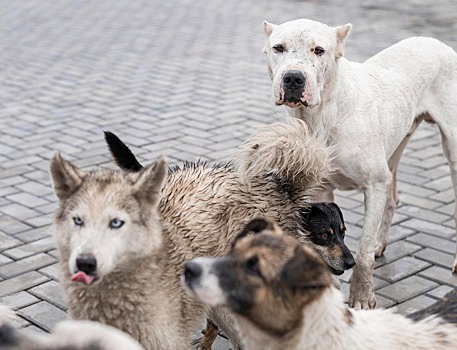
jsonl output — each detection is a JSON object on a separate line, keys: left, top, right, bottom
{"left": 184, "top": 261, "right": 202, "bottom": 282}
{"left": 283, "top": 70, "right": 306, "bottom": 91}
{"left": 76, "top": 255, "right": 97, "bottom": 274}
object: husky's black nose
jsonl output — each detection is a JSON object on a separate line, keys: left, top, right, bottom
{"left": 184, "top": 261, "right": 202, "bottom": 282}
{"left": 76, "top": 255, "right": 97, "bottom": 274}
{"left": 283, "top": 70, "right": 306, "bottom": 91}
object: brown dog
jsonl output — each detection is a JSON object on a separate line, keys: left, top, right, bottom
{"left": 184, "top": 219, "right": 457, "bottom": 350}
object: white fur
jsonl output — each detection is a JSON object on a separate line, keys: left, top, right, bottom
{"left": 264, "top": 18, "right": 457, "bottom": 309}
{"left": 236, "top": 287, "right": 457, "bottom": 350}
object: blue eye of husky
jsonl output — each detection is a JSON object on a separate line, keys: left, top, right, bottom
{"left": 110, "top": 219, "right": 124, "bottom": 229}
{"left": 73, "top": 217, "right": 84, "bottom": 226}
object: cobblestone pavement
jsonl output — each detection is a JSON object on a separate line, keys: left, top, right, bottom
{"left": 1, "top": 0, "right": 457, "bottom": 348}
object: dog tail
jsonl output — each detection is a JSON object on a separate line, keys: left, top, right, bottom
{"left": 232, "top": 118, "right": 332, "bottom": 194}
{"left": 104, "top": 131, "right": 144, "bottom": 172}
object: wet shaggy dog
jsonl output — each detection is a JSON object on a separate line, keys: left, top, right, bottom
{"left": 263, "top": 18, "right": 457, "bottom": 309}
{"left": 0, "top": 305, "right": 143, "bottom": 350}
{"left": 106, "top": 130, "right": 354, "bottom": 349}
{"left": 184, "top": 219, "right": 457, "bottom": 350}
{"left": 49, "top": 119, "right": 353, "bottom": 350}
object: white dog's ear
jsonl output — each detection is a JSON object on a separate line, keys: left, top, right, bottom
{"left": 335, "top": 23, "right": 352, "bottom": 59}
{"left": 132, "top": 156, "right": 167, "bottom": 209}
{"left": 263, "top": 21, "right": 277, "bottom": 37}
{"left": 50, "top": 152, "right": 84, "bottom": 202}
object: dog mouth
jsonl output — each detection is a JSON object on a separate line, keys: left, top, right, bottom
{"left": 283, "top": 97, "right": 309, "bottom": 108}
{"left": 329, "top": 267, "right": 345, "bottom": 276}
{"left": 70, "top": 271, "right": 97, "bottom": 285}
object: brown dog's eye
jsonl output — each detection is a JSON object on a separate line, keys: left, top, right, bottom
{"left": 321, "top": 233, "right": 328, "bottom": 241}
{"left": 246, "top": 256, "right": 261, "bottom": 276}
{"left": 273, "top": 44, "right": 285, "bottom": 53}
{"left": 313, "top": 46, "right": 325, "bottom": 56}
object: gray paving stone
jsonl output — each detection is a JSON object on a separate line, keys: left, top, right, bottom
{"left": 0, "top": 231, "right": 22, "bottom": 251}
{"left": 3, "top": 237, "right": 55, "bottom": 260}
{"left": 374, "top": 257, "right": 431, "bottom": 283}
{"left": 377, "top": 276, "right": 438, "bottom": 303}
{"left": 0, "top": 271, "right": 49, "bottom": 298}
{"left": 400, "top": 218, "right": 455, "bottom": 239}
{"left": 38, "top": 263, "right": 61, "bottom": 281}
{"left": 406, "top": 233, "right": 455, "bottom": 254}
{"left": 20, "top": 301, "right": 67, "bottom": 331}
{"left": 375, "top": 240, "right": 422, "bottom": 267}
{"left": 426, "top": 285, "right": 455, "bottom": 300}
{"left": 0, "top": 253, "right": 56, "bottom": 278}
{"left": 0, "top": 291, "right": 40, "bottom": 310}
{"left": 29, "top": 280, "right": 67, "bottom": 310}
{"left": 418, "top": 266, "right": 457, "bottom": 287}
{"left": 414, "top": 248, "right": 455, "bottom": 269}
{"left": 395, "top": 295, "right": 438, "bottom": 315}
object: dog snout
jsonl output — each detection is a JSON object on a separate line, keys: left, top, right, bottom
{"left": 184, "top": 261, "right": 203, "bottom": 283}
{"left": 76, "top": 255, "right": 97, "bottom": 275}
{"left": 343, "top": 254, "right": 356, "bottom": 270}
{"left": 282, "top": 70, "right": 306, "bottom": 91}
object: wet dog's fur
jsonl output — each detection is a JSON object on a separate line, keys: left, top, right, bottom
{"left": 263, "top": 18, "right": 457, "bottom": 309}
{"left": 105, "top": 122, "right": 355, "bottom": 350}
{"left": 184, "top": 219, "right": 457, "bottom": 350}
{"left": 0, "top": 305, "right": 143, "bottom": 350}
{"left": 50, "top": 119, "right": 353, "bottom": 349}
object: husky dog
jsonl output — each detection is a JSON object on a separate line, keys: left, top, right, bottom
{"left": 262, "top": 18, "right": 457, "bottom": 309}
{"left": 50, "top": 119, "right": 353, "bottom": 349}
{"left": 0, "top": 305, "right": 143, "bottom": 350}
{"left": 184, "top": 219, "right": 457, "bottom": 350}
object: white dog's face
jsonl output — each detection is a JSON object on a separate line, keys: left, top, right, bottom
{"left": 263, "top": 19, "right": 351, "bottom": 109}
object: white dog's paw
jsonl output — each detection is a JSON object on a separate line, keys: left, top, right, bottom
{"left": 375, "top": 240, "right": 387, "bottom": 258}
{"left": 452, "top": 257, "right": 457, "bottom": 274}
{"left": 348, "top": 266, "right": 376, "bottom": 310}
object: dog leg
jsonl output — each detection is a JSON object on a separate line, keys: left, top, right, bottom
{"left": 349, "top": 177, "right": 391, "bottom": 309}
{"left": 438, "top": 128, "right": 457, "bottom": 273}
{"left": 375, "top": 123, "right": 419, "bottom": 257}
{"left": 197, "top": 319, "right": 220, "bottom": 350}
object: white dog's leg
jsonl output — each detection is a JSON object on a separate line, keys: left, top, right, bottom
{"left": 349, "top": 176, "right": 391, "bottom": 309}
{"left": 438, "top": 128, "right": 457, "bottom": 273}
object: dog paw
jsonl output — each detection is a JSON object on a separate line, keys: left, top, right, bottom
{"left": 348, "top": 265, "right": 376, "bottom": 310}
{"left": 452, "top": 259, "right": 457, "bottom": 274}
{"left": 374, "top": 241, "right": 387, "bottom": 258}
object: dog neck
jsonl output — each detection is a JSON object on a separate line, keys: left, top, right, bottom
{"left": 236, "top": 287, "right": 352, "bottom": 350}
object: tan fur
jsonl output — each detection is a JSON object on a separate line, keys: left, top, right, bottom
{"left": 50, "top": 122, "right": 332, "bottom": 350}
{"left": 187, "top": 225, "right": 457, "bottom": 350}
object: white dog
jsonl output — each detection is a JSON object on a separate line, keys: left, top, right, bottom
{"left": 262, "top": 18, "right": 457, "bottom": 309}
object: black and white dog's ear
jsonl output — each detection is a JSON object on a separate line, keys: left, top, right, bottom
{"left": 232, "top": 218, "right": 271, "bottom": 248}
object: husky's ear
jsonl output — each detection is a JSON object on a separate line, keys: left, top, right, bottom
{"left": 132, "top": 156, "right": 167, "bottom": 209}
{"left": 263, "top": 21, "right": 277, "bottom": 37}
{"left": 280, "top": 246, "right": 331, "bottom": 290}
{"left": 49, "top": 153, "right": 84, "bottom": 202}
{"left": 335, "top": 23, "right": 352, "bottom": 59}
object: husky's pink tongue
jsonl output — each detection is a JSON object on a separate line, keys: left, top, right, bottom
{"left": 71, "top": 271, "right": 95, "bottom": 285}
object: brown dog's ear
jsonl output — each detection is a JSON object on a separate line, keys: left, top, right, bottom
{"left": 49, "top": 153, "right": 84, "bottom": 202}
{"left": 335, "top": 23, "right": 352, "bottom": 59}
{"left": 280, "top": 246, "right": 331, "bottom": 289}
{"left": 232, "top": 218, "right": 272, "bottom": 248}
{"left": 132, "top": 156, "right": 167, "bottom": 209}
